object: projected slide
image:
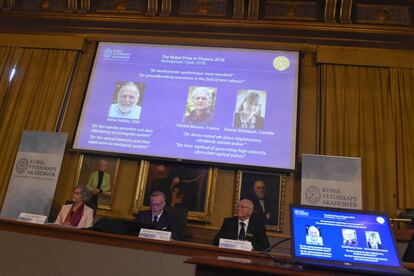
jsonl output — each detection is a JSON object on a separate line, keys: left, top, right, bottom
{"left": 73, "top": 42, "right": 299, "bottom": 170}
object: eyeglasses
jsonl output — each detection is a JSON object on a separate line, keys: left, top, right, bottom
{"left": 72, "top": 191, "right": 81, "bottom": 195}
{"left": 194, "top": 96, "right": 208, "bottom": 101}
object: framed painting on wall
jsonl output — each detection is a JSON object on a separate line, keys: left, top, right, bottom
{"left": 75, "top": 154, "right": 120, "bottom": 210}
{"left": 133, "top": 160, "right": 218, "bottom": 222}
{"left": 233, "top": 170, "right": 287, "bottom": 231}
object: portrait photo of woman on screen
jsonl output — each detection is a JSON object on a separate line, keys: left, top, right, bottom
{"left": 233, "top": 90, "right": 266, "bottom": 130}
{"left": 366, "top": 231, "right": 382, "bottom": 249}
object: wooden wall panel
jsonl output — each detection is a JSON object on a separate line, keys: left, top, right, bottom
{"left": 317, "top": 45, "right": 414, "bottom": 68}
{"left": 89, "top": 0, "right": 146, "bottom": 14}
{"left": 0, "top": 33, "right": 85, "bottom": 50}
{"left": 264, "top": 0, "right": 321, "bottom": 21}
{"left": 175, "top": 0, "right": 230, "bottom": 17}
{"left": 354, "top": 2, "right": 412, "bottom": 26}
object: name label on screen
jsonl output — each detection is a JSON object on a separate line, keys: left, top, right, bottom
{"left": 17, "top": 212, "right": 47, "bottom": 224}
{"left": 219, "top": 238, "right": 253, "bottom": 251}
{"left": 139, "top": 228, "right": 171, "bottom": 241}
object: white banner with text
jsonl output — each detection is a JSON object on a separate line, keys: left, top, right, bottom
{"left": 0, "top": 131, "right": 67, "bottom": 219}
{"left": 301, "top": 154, "right": 362, "bottom": 210}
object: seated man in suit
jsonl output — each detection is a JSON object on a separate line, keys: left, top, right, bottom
{"left": 134, "top": 191, "right": 178, "bottom": 240}
{"left": 213, "top": 199, "right": 270, "bottom": 251}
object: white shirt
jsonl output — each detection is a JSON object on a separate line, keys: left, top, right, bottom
{"left": 152, "top": 211, "right": 163, "bottom": 223}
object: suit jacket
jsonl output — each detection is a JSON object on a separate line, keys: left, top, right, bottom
{"left": 87, "top": 171, "right": 111, "bottom": 192}
{"left": 54, "top": 204, "right": 94, "bottom": 228}
{"left": 134, "top": 210, "right": 178, "bottom": 240}
{"left": 213, "top": 215, "right": 270, "bottom": 251}
{"left": 249, "top": 195, "right": 276, "bottom": 225}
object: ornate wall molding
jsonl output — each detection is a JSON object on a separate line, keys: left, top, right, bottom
{"left": 354, "top": 3, "right": 412, "bottom": 26}
{"left": 263, "top": 0, "right": 321, "bottom": 21}
{"left": 176, "top": 0, "right": 229, "bottom": 17}
{"left": 2, "top": 0, "right": 413, "bottom": 27}
{"left": 232, "top": 0, "right": 244, "bottom": 18}
{"left": 0, "top": 0, "right": 412, "bottom": 49}
{"left": 324, "top": 0, "right": 337, "bottom": 23}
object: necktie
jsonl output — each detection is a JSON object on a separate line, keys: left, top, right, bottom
{"left": 239, "top": 222, "right": 246, "bottom": 240}
{"left": 153, "top": 215, "right": 158, "bottom": 224}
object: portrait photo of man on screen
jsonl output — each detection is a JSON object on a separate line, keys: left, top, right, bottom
{"left": 108, "top": 81, "right": 144, "bottom": 120}
{"left": 183, "top": 86, "right": 216, "bottom": 126}
{"left": 306, "top": 225, "right": 323, "bottom": 246}
{"left": 342, "top": 228, "right": 358, "bottom": 247}
{"left": 233, "top": 90, "right": 266, "bottom": 130}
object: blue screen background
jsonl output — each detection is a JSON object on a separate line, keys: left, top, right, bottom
{"left": 291, "top": 207, "right": 400, "bottom": 267}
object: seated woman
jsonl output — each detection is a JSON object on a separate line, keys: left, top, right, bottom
{"left": 54, "top": 186, "right": 94, "bottom": 228}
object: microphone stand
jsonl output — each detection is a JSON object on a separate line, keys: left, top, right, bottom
{"left": 263, "top": 237, "right": 291, "bottom": 253}
{"left": 260, "top": 237, "right": 291, "bottom": 262}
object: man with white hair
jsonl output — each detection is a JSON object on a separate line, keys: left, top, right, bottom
{"left": 183, "top": 86, "right": 214, "bottom": 125}
{"left": 108, "top": 82, "right": 142, "bottom": 119}
{"left": 134, "top": 191, "right": 178, "bottom": 240}
{"left": 213, "top": 199, "right": 270, "bottom": 251}
{"left": 342, "top": 228, "right": 358, "bottom": 246}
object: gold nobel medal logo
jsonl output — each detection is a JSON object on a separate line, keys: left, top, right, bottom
{"left": 273, "top": 56, "right": 290, "bottom": 71}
